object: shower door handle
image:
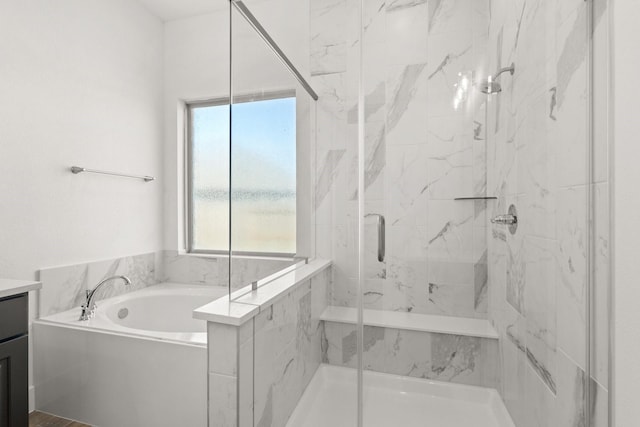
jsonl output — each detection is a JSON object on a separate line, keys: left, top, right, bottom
{"left": 365, "top": 214, "right": 385, "bottom": 262}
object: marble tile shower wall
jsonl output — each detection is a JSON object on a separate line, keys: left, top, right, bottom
{"left": 39, "top": 251, "right": 293, "bottom": 317}
{"left": 485, "top": 0, "right": 608, "bottom": 426}
{"left": 323, "top": 321, "right": 499, "bottom": 389}
{"left": 311, "top": 0, "right": 492, "bottom": 319}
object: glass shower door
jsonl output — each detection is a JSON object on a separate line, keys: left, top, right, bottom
{"left": 484, "top": 1, "right": 597, "bottom": 426}
{"left": 355, "top": 0, "right": 599, "bottom": 426}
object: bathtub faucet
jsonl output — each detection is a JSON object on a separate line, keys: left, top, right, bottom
{"left": 79, "top": 275, "right": 132, "bottom": 321}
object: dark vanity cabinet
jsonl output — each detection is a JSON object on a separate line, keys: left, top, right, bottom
{"left": 0, "top": 293, "right": 28, "bottom": 427}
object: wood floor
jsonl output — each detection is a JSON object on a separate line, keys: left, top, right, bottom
{"left": 29, "top": 411, "right": 91, "bottom": 427}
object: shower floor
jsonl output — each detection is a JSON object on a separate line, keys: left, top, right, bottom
{"left": 287, "top": 365, "right": 515, "bottom": 427}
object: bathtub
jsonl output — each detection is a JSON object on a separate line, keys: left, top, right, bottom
{"left": 33, "top": 283, "right": 227, "bottom": 427}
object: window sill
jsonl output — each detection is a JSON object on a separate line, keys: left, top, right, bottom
{"left": 177, "top": 249, "right": 298, "bottom": 262}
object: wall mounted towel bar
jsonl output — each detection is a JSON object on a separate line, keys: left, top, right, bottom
{"left": 454, "top": 197, "right": 497, "bottom": 201}
{"left": 70, "top": 166, "right": 155, "bottom": 182}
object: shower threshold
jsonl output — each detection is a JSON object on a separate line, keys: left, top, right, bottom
{"left": 287, "top": 364, "right": 515, "bottom": 427}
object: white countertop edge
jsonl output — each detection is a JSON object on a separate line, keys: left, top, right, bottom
{"left": 321, "top": 306, "right": 500, "bottom": 340}
{"left": 192, "top": 298, "right": 259, "bottom": 326}
{"left": 0, "top": 279, "right": 42, "bottom": 299}
{"left": 193, "top": 259, "right": 331, "bottom": 325}
{"left": 233, "top": 259, "right": 331, "bottom": 309}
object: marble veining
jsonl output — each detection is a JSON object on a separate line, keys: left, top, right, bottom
{"left": 431, "top": 333, "right": 480, "bottom": 382}
{"left": 312, "top": 0, "right": 492, "bottom": 328}
{"left": 427, "top": 46, "right": 472, "bottom": 81}
{"left": 386, "top": 0, "right": 427, "bottom": 13}
{"left": 555, "top": 1, "right": 606, "bottom": 107}
{"left": 474, "top": 250, "right": 488, "bottom": 310}
{"left": 428, "top": 0, "right": 445, "bottom": 31}
{"left": 473, "top": 120, "right": 484, "bottom": 141}
{"left": 360, "top": 125, "right": 386, "bottom": 199}
{"left": 251, "top": 270, "right": 330, "bottom": 427}
{"left": 506, "top": 236, "right": 525, "bottom": 314}
{"left": 306, "top": 0, "right": 604, "bottom": 418}
{"left": 386, "top": 63, "right": 428, "bottom": 134}
{"left": 323, "top": 322, "right": 499, "bottom": 389}
{"left": 316, "top": 149, "right": 346, "bottom": 208}
{"left": 428, "top": 215, "right": 473, "bottom": 255}
{"left": 347, "top": 82, "right": 385, "bottom": 124}
{"left": 39, "top": 252, "right": 158, "bottom": 317}
{"left": 549, "top": 87, "right": 557, "bottom": 120}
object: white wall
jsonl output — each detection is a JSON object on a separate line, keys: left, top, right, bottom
{"left": 163, "top": 11, "right": 228, "bottom": 251}
{"left": 0, "top": 0, "right": 165, "bottom": 281}
{"left": 0, "top": 0, "right": 165, "bottom": 412}
{"left": 612, "top": 0, "right": 640, "bottom": 425}
{"left": 162, "top": 3, "right": 311, "bottom": 254}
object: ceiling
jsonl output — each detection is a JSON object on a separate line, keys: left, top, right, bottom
{"left": 136, "top": 0, "right": 226, "bottom": 21}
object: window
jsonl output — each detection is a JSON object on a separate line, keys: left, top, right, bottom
{"left": 187, "top": 93, "right": 296, "bottom": 256}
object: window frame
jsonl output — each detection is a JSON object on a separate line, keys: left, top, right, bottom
{"left": 185, "top": 90, "right": 297, "bottom": 258}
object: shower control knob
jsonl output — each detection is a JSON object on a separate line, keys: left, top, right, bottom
{"left": 490, "top": 204, "right": 518, "bottom": 234}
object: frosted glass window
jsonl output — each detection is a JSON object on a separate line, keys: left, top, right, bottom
{"left": 188, "top": 96, "right": 296, "bottom": 255}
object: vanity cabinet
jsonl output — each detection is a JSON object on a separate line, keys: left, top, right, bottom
{"left": 0, "top": 293, "right": 28, "bottom": 427}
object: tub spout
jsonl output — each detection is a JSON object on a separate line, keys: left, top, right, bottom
{"left": 79, "top": 275, "right": 132, "bottom": 321}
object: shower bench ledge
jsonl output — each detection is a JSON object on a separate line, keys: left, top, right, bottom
{"left": 320, "top": 306, "right": 499, "bottom": 339}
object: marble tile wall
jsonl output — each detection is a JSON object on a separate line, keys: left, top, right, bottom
{"left": 39, "top": 252, "right": 160, "bottom": 317}
{"left": 485, "top": 0, "right": 609, "bottom": 425}
{"left": 38, "top": 251, "right": 294, "bottom": 317}
{"left": 252, "top": 267, "right": 329, "bottom": 426}
{"left": 323, "top": 322, "right": 499, "bottom": 389}
{"left": 162, "top": 250, "right": 294, "bottom": 290}
{"left": 591, "top": 1, "right": 610, "bottom": 421}
{"left": 310, "top": 0, "right": 492, "bottom": 320}
{"left": 208, "top": 320, "right": 252, "bottom": 427}
{"left": 207, "top": 266, "right": 330, "bottom": 427}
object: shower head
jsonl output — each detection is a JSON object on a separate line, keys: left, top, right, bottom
{"left": 478, "top": 63, "right": 515, "bottom": 94}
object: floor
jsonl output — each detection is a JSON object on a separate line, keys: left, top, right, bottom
{"left": 29, "top": 411, "right": 90, "bottom": 427}
{"left": 287, "top": 365, "right": 515, "bottom": 427}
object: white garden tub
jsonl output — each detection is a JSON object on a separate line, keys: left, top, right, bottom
{"left": 33, "top": 283, "right": 227, "bottom": 427}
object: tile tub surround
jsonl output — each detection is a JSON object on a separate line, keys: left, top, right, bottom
{"left": 38, "top": 252, "right": 161, "bottom": 317}
{"left": 163, "top": 250, "right": 295, "bottom": 289}
{"left": 197, "top": 260, "right": 331, "bottom": 427}
{"left": 38, "top": 251, "right": 293, "bottom": 318}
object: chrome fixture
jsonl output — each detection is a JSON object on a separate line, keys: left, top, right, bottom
{"left": 365, "top": 214, "right": 386, "bottom": 262}
{"left": 491, "top": 204, "right": 518, "bottom": 235}
{"left": 478, "top": 63, "right": 516, "bottom": 94}
{"left": 79, "top": 275, "right": 132, "bottom": 321}
{"left": 70, "top": 166, "right": 155, "bottom": 182}
{"left": 454, "top": 196, "right": 498, "bottom": 201}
